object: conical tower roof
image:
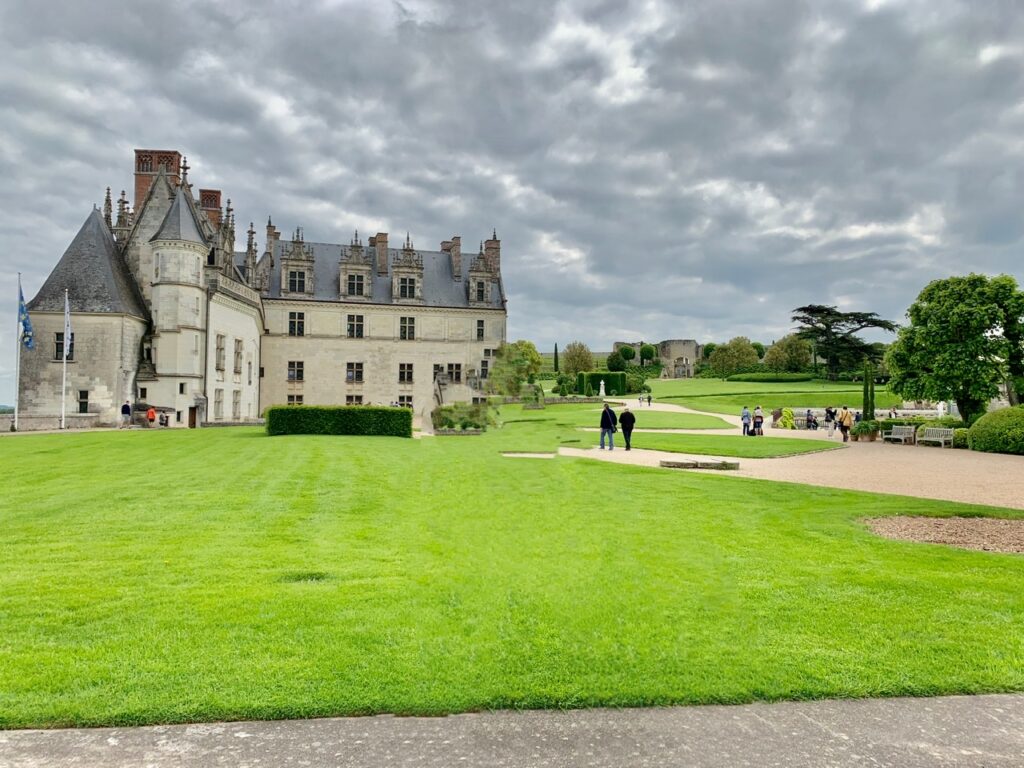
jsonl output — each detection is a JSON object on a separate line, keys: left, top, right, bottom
{"left": 29, "top": 209, "right": 147, "bottom": 318}
{"left": 150, "top": 184, "right": 209, "bottom": 245}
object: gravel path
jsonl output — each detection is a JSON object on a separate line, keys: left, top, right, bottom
{"left": 866, "top": 516, "right": 1024, "bottom": 553}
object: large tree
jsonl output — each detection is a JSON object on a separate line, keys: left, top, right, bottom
{"left": 763, "top": 334, "right": 812, "bottom": 373}
{"left": 561, "top": 340, "right": 594, "bottom": 377}
{"left": 886, "top": 274, "right": 1023, "bottom": 423}
{"left": 707, "top": 336, "right": 759, "bottom": 378}
{"left": 792, "top": 305, "right": 897, "bottom": 379}
{"left": 489, "top": 340, "right": 543, "bottom": 396}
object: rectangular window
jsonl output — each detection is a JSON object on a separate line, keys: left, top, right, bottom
{"left": 433, "top": 363, "right": 444, "bottom": 381}
{"left": 399, "top": 363, "right": 413, "bottom": 383}
{"left": 447, "top": 363, "right": 462, "bottom": 384}
{"left": 477, "top": 319, "right": 485, "bottom": 341}
{"left": 176, "top": 410, "right": 182, "bottom": 423}
{"left": 179, "top": 382, "right": 186, "bottom": 395}
{"left": 287, "top": 361, "right": 304, "bottom": 381}
{"left": 287, "top": 394, "right": 303, "bottom": 405}
{"left": 214, "top": 389, "right": 223, "bottom": 419}
{"left": 139, "top": 387, "right": 148, "bottom": 400}
{"left": 232, "top": 390, "right": 241, "bottom": 420}
{"left": 54, "top": 332, "right": 75, "bottom": 361}
{"left": 399, "top": 277, "right": 416, "bottom": 299}
{"left": 347, "top": 314, "right": 364, "bottom": 338}
{"left": 483, "top": 348, "right": 494, "bottom": 358}
{"left": 77, "top": 389, "right": 89, "bottom": 414}
{"left": 288, "top": 270, "right": 306, "bottom": 293}
{"left": 346, "top": 395, "right": 363, "bottom": 405}
{"left": 476, "top": 281, "right": 485, "bottom": 302}
{"left": 288, "top": 311, "right": 305, "bottom": 336}
{"left": 215, "top": 334, "right": 225, "bottom": 371}
{"left": 400, "top": 316, "right": 415, "bottom": 340}
{"left": 480, "top": 360, "right": 489, "bottom": 379}
{"left": 346, "top": 362, "right": 364, "bottom": 383}
{"left": 259, "top": 366, "right": 265, "bottom": 378}
{"left": 347, "top": 274, "right": 364, "bottom": 296}
{"left": 398, "top": 395, "right": 413, "bottom": 408}
{"left": 233, "top": 339, "right": 243, "bottom": 374}
{"left": 248, "top": 362, "right": 252, "bottom": 386}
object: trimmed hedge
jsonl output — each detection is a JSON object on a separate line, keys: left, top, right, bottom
{"left": 967, "top": 406, "right": 1024, "bottom": 455}
{"left": 265, "top": 405, "right": 413, "bottom": 437}
{"left": 952, "top": 428, "right": 969, "bottom": 449}
{"left": 577, "top": 371, "right": 627, "bottom": 397}
{"left": 726, "top": 372, "right": 815, "bottom": 383}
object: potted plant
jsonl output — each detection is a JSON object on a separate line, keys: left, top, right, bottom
{"left": 852, "top": 419, "right": 880, "bottom": 442}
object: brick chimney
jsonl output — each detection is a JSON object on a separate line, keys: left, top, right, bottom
{"left": 374, "top": 232, "right": 389, "bottom": 275}
{"left": 134, "top": 149, "right": 181, "bottom": 210}
{"left": 449, "top": 236, "right": 462, "bottom": 280}
{"left": 484, "top": 230, "right": 501, "bottom": 273}
{"left": 265, "top": 217, "right": 280, "bottom": 260}
{"left": 199, "top": 189, "right": 223, "bottom": 227}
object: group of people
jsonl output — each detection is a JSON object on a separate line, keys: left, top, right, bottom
{"left": 739, "top": 406, "right": 764, "bottom": 436}
{"left": 822, "top": 405, "right": 855, "bottom": 441}
{"left": 636, "top": 395, "right": 654, "bottom": 407}
{"left": 119, "top": 401, "right": 166, "bottom": 428}
{"left": 599, "top": 403, "right": 636, "bottom": 450}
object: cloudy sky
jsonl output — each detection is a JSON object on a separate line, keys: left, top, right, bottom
{"left": 2, "top": 0, "right": 1023, "bottom": 402}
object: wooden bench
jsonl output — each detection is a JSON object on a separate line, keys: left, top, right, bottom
{"left": 919, "top": 427, "right": 954, "bottom": 448}
{"left": 882, "top": 425, "right": 917, "bottom": 445}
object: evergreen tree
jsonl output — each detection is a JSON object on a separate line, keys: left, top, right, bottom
{"left": 553, "top": 343, "right": 559, "bottom": 373}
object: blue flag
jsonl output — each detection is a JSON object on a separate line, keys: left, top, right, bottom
{"left": 18, "top": 278, "right": 34, "bottom": 350}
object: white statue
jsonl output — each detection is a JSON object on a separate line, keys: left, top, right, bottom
{"left": 598, "top": 380, "right": 606, "bottom": 397}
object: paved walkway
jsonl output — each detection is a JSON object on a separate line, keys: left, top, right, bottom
{"left": 3, "top": 694, "right": 1022, "bottom": 767}
{"left": 566, "top": 403, "right": 1024, "bottom": 510}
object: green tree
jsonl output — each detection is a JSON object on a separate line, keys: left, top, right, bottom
{"left": 792, "top": 305, "right": 897, "bottom": 380}
{"left": 862, "top": 361, "right": 876, "bottom": 420}
{"left": 562, "top": 340, "right": 594, "bottom": 377}
{"left": 702, "top": 342, "right": 717, "bottom": 360}
{"left": 639, "top": 343, "right": 656, "bottom": 366}
{"left": 618, "top": 345, "right": 636, "bottom": 363}
{"left": 763, "top": 334, "right": 812, "bottom": 372}
{"left": 886, "top": 274, "right": 1023, "bottom": 424}
{"left": 553, "top": 343, "right": 559, "bottom": 373}
{"left": 606, "top": 351, "right": 626, "bottom": 371}
{"left": 751, "top": 341, "right": 766, "bottom": 359}
{"left": 707, "top": 337, "right": 760, "bottom": 378}
{"left": 489, "top": 340, "right": 542, "bottom": 396}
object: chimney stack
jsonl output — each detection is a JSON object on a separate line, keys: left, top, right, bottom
{"left": 446, "top": 236, "right": 462, "bottom": 280}
{"left": 133, "top": 149, "right": 181, "bottom": 210}
{"left": 374, "top": 232, "right": 389, "bottom": 275}
{"left": 265, "top": 217, "right": 280, "bottom": 261}
{"left": 484, "top": 230, "right": 500, "bottom": 273}
{"left": 199, "top": 189, "right": 223, "bottom": 227}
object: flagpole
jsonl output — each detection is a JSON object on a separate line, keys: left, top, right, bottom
{"left": 14, "top": 274, "right": 21, "bottom": 432}
{"left": 60, "top": 288, "right": 68, "bottom": 430}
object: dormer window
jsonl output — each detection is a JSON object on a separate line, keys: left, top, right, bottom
{"left": 347, "top": 274, "right": 364, "bottom": 296}
{"left": 399, "top": 277, "right": 416, "bottom": 299}
{"left": 288, "top": 270, "right": 306, "bottom": 293}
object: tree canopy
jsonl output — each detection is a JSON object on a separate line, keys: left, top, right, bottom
{"left": 792, "top": 305, "right": 897, "bottom": 379}
{"left": 639, "top": 343, "right": 656, "bottom": 365}
{"left": 561, "top": 341, "right": 594, "bottom": 377}
{"left": 707, "top": 336, "right": 759, "bottom": 378}
{"left": 489, "top": 340, "right": 542, "bottom": 396}
{"left": 606, "top": 350, "right": 626, "bottom": 371}
{"left": 886, "top": 274, "right": 1024, "bottom": 423}
{"left": 618, "top": 345, "right": 636, "bottom": 362}
{"left": 763, "top": 334, "right": 812, "bottom": 372}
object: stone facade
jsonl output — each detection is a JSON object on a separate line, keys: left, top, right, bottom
{"left": 17, "top": 148, "right": 507, "bottom": 429}
{"left": 613, "top": 339, "right": 702, "bottom": 378}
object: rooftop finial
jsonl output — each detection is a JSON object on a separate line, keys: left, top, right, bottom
{"left": 180, "top": 156, "right": 189, "bottom": 181}
{"left": 103, "top": 187, "right": 113, "bottom": 229}
{"left": 492, "top": 228, "right": 497, "bottom": 239}
{"left": 267, "top": 215, "right": 273, "bottom": 227}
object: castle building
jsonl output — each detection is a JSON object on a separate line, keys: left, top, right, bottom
{"left": 613, "top": 339, "right": 702, "bottom": 378}
{"left": 16, "top": 149, "right": 507, "bottom": 429}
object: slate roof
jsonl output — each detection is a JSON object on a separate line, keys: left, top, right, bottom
{"left": 29, "top": 209, "right": 148, "bottom": 319}
{"left": 234, "top": 241, "right": 505, "bottom": 309}
{"left": 150, "top": 185, "right": 208, "bottom": 245}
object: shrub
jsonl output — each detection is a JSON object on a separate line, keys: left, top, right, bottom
{"left": 576, "top": 371, "right": 627, "bottom": 397}
{"left": 852, "top": 419, "right": 880, "bottom": 436}
{"left": 952, "top": 428, "right": 969, "bottom": 449}
{"left": 726, "top": 372, "right": 815, "bottom": 383}
{"left": 606, "top": 351, "right": 627, "bottom": 371}
{"left": 585, "top": 383, "right": 594, "bottom": 397}
{"left": 778, "top": 408, "right": 795, "bottom": 429}
{"left": 266, "top": 406, "right": 412, "bottom": 437}
{"left": 967, "top": 406, "right": 1024, "bottom": 455}
{"left": 431, "top": 402, "right": 492, "bottom": 431}
{"left": 559, "top": 382, "right": 568, "bottom": 397}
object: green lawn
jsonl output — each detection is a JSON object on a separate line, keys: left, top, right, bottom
{"left": 592, "top": 432, "right": 838, "bottom": 458}
{"left": 1, "top": 425, "right": 1023, "bottom": 729}
{"left": 542, "top": 405, "right": 731, "bottom": 430}
{"left": 647, "top": 379, "right": 901, "bottom": 415}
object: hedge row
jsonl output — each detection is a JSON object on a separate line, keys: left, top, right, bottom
{"left": 265, "top": 405, "right": 413, "bottom": 437}
{"left": 576, "top": 371, "right": 627, "bottom": 396}
{"left": 967, "top": 406, "right": 1024, "bottom": 455}
{"left": 726, "top": 372, "right": 816, "bottom": 382}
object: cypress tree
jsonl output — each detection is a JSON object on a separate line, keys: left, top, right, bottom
{"left": 863, "top": 361, "right": 876, "bottom": 420}
{"left": 554, "top": 343, "right": 559, "bottom": 373}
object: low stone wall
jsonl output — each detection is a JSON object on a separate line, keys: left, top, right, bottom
{"left": 4, "top": 413, "right": 106, "bottom": 432}
{"left": 433, "top": 428, "right": 484, "bottom": 436}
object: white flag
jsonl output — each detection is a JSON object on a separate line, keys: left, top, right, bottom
{"left": 63, "top": 290, "right": 73, "bottom": 360}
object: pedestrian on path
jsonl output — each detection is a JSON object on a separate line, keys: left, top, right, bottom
{"left": 740, "top": 406, "right": 751, "bottom": 435}
{"left": 599, "top": 403, "right": 617, "bottom": 450}
{"left": 825, "top": 406, "right": 836, "bottom": 438}
{"left": 619, "top": 407, "right": 636, "bottom": 450}
{"left": 646, "top": 394, "right": 652, "bottom": 407}
{"left": 146, "top": 406, "right": 156, "bottom": 427}
{"left": 120, "top": 400, "right": 131, "bottom": 429}
{"left": 837, "top": 405, "right": 853, "bottom": 442}
{"left": 753, "top": 405, "right": 764, "bottom": 436}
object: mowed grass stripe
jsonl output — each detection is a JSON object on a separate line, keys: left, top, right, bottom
{"left": 0, "top": 427, "right": 1022, "bottom": 728}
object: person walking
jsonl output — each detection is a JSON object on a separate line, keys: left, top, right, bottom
{"left": 619, "top": 406, "right": 636, "bottom": 450}
{"left": 146, "top": 406, "right": 156, "bottom": 427}
{"left": 824, "top": 406, "right": 836, "bottom": 438}
{"left": 740, "top": 406, "right": 751, "bottom": 436}
{"left": 120, "top": 400, "right": 131, "bottom": 429}
{"left": 599, "top": 403, "right": 618, "bottom": 450}
{"left": 646, "top": 394, "right": 652, "bottom": 407}
{"left": 837, "top": 405, "right": 854, "bottom": 442}
{"left": 753, "top": 405, "right": 764, "bottom": 436}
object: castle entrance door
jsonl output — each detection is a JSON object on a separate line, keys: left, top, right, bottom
{"left": 188, "top": 407, "right": 197, "bottom": 428}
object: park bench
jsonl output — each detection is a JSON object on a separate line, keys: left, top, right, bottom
{"left": 918, "top": 427, "right": 955, "bottom": 448}
{"left": 882, "top": 425, "right": 917, "bottom": 445}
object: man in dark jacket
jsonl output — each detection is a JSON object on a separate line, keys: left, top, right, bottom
{"left": 619, "top": 407, "right": 636, "bottom": 450}
{"left": 599, "top": 403, "right": 618, "bottom": 450}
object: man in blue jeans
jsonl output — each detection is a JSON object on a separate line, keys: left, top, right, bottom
{"left": 599, "top": 403, "right": 617, "bottom": 450}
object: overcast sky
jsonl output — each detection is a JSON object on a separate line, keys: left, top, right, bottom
{"left": 2, "top": 0, "right": 1023, "bottom": 403}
